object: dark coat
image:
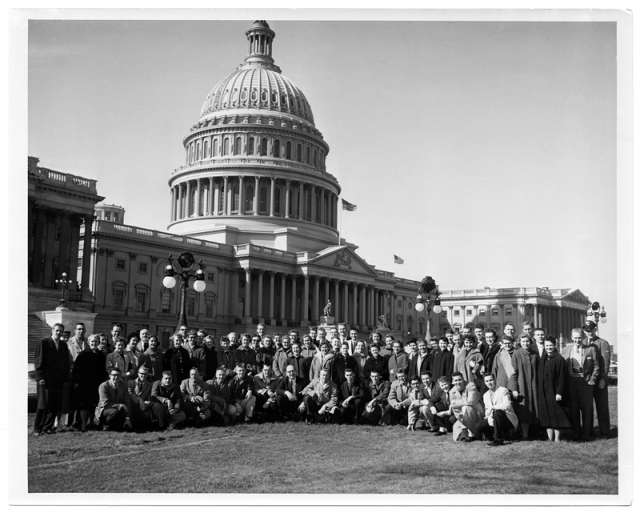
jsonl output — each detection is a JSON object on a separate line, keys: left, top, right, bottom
{"left": 409, "top": 352, "right": 432, "bottom": 381}
{"left": 431, "top": 349, "right": 454, "bottom": 382}
{"left": 482, "top": 343, "right": 501, "bottom": 376}
{"left": 202, "top": 346, "right": 218, "bottom": 381}
{"left": 71, "top": 348, "right": 107, "bottom": 410}
{"left": 340, "top": 379, "right": 367, "bottom": 403}
{"left": 163, "top": 346, "right": 192, "bottom": 384}
{"left": 537, "top": 351, "right": 571, "bottom": 429}
{"left": 35, "top": 337, "right": 70, "bottom": 411}
{"left": 363, "top": 355, "right": 389, "bottom": 382}
{"left": 138, "top": 349, "right": 164, "bottom": 382}
{"left": 508, "top": 347, "right": 539, "bottom": 425}
{"left": 333, "top": 353, "right": 358, "bottom": 384}
{"left": 275, "top": 375, "right": 305, "bottom": 400}
{"left": 234, "top": 347, "right": 258, "bottom": 375}
{"left": 216, "top": 349, "right": 236, "bottom": 373}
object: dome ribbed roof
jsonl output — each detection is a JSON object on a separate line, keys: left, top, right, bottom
{"left": 199, "top": 67, "right": 315, "bottom": 125}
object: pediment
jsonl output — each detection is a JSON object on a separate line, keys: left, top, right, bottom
{"left": 560, "top": 288, "right": 591, "bottom": 305}
{"left": 306, "top": 246, "right": 377, "bottom": 276}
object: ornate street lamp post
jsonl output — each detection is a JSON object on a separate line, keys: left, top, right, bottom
{"left": 586, "top": 301, "right": 607, "bottom": 327}
{"left": 162, "top": 252, "right": 206, "bottom": 332}
{"left": 55, "top": 272, "right": 74, "bottom": 307}
{"left": 414, "top": 276, "right": 442, "bottom": 342}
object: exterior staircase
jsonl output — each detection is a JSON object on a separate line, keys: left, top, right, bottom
{"left": 28, "top": 313, "right": 53, "bottom": 363}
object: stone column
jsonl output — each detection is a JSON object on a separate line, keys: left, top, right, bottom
{"left": 324, "top": 278, "right": 330, "bottom": 314}
{"left": 312, "top": 276, "right": 320, "bottom": 324}
{"left": 186, "top": 180, "right": 192, "bottom": 218}
{"left": 244, "top": 268, "right": 252, "bottom": 318}
{"left": 290, "top": 276, "right": 297, "bottom": 322}
{"left": 534, "top": 304, "right": 539, "bottom": 329}
{"left": 209, "top": 177, "right": 214, "bottom": 215}
{"left": 391, "top": 292, "right": 397, "bottom": 331}
{"left": 319, "top": 188, "right": 326, "bottom": 225}
{"left": 170, "top": 187, "right": 175, "bottom": 222}
{"left": 333, "top": 279, "right": 340, "bottom": 323}
{"left": 226, "top": 177, "right": 233, "bottom": 215}
{"left": 311, "top": 185, "right": 317, "bottom": 223}
{"left": 268, "top": 271, "right": 275, "bottom": 323}
{"left": 280, "top": 273, "right": 287, "bottom": 322}
{"left": 195, "top": 178, "right": 202, "bottom": 217}
{"left": 302, "top": 275, "right": 310, "bottom": 325}
{"left": 269, "top": 177, "right": 276, "bottom": 217}
{"left": 257, "top": 269, "right": 264, "bottom": 320}
{"left": 126, "top": 252, "right": 137, "bottom": 314}
{"left": 80, "top": 215, "right": 94, "bottom": 297}
{"left": 342, "top": 281, "right": 349, "bottom": 325}
{"left": 213, "top": 179, "right": 220, "bottom": 216}
{"left": 285, "top": 180, "right": 291, "bottom": 219}
{"left": 238, "top": 176, "right": 245, "bottom": 215}
{"left": 254, "top": 176, "right": 260, "bottom": 215}
{"left": 31, "top": 205, "right": 46, "bottom": 286}
{"left": 58, "top": 210, "right": 72, "bottom": 275}
{"left": 299, "top": 183, "right": 305, "bottom": 220}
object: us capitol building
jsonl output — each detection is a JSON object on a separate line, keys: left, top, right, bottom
{"left": 28, "top": 21, "right": 591, "bottom": 348}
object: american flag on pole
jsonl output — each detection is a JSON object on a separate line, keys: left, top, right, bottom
{"left": 341, "top": 199, "right": 357, "bottom": 211}
{"left": 394, "top": 254, "right": 404, "bottom": 264}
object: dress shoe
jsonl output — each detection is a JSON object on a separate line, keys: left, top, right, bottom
{"left": 434, "top": 430, "right": 446, "bottom": 436}
{"left": 489, "top": 439, "right": 504, "bottom": 446}
{"left": 44, "top": 429, "right": 56, "bottom": 435}
{"left": 33, "top": 431, "right": 42, "bottom": 436}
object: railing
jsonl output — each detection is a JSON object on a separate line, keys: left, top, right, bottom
{"left": 67, "top": 291, "right": 83, "bottom": 302}
{"left": 34, "top": 167, "right": 98, "bottom": 194}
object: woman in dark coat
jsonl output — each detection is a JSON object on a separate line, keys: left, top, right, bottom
{"left": 163, "top": 335, "right": 191, "bottom": 384}
{"left": 509, "top": 334, "right": 539, "bottom": 440}
{"left": 537, "top": 336, "right": 571, "bottom": 442}
{"left": 70, "top": 334, "right": 107, "bottom": 431}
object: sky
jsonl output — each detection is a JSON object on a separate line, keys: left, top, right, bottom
{"left": 26, "top": 15, "right": 620, "bottom": 342}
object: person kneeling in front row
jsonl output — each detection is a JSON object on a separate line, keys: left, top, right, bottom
{"left": 95, "top": 369, "right": 133, "bottom": 431}
{"left": 180, "top": 368, "right": 211, "bottom": 427}
{"left": 151, "top": 371, "right": 187, "bottom": 430}
{"left": 301, "top": 369, "right": 340, "bottom": 423}
{"left": 477, "top": 373, "right": 519, "bottom": 446}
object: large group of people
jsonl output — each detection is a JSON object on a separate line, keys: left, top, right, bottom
{"left": 33, "top": 319, "right": 612, "bottom": 446}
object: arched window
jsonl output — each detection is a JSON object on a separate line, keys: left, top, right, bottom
{"left": 261, "top": 89, "right": 268, "bottom": 102}
{"left": 313, "top": 149, "right": 317, "bottom": 167}
{"left": 213, "top": 139, "right": 218, "bottom": 157}
{"left": 232, "top": 184, "right": 239, "bottom": 211}
{"left": 419, "top": 318, "right": 425, "bottom": 336}
{"left": 286, "top": 141, "right": 292, "bottom": 160}
{"left": 235, "top": 137, "right": 242, "bottom": 156}
{"left": 247, "top": 137, "right": 255, "bottom": 155}
{"left": 241, "top": 88, "right": 248, "bottom": 101}
{"left": 223, "top": 137, "right": 230, "bottom": 156}
{"left": 196, "top": 142, "right": 201, "bottom": 160}
{"left": 261, "top": 138, "right": 268, "bottom": 156}
{"left": 306, "top": 146, "right": 310, "bottom": 164}
{"left": 203, "top": 140, "right": 209, "bottom": 158}
{"left": 246, "top": 184, "right": 254, "bottom": 212}
{"left": 259, "top": 185, "right": 268, "bottom": 212}
{"left": 274, "top": 139, "right": 281, "bottom": 158}
{"left": 296, "top": 144, "right": 302, "bottom": 162}
{"left": 271, "top": 91, "right": 278, "bottom": 103}
{"left": 274, "top": 187, "right": 281, "bottom": 214}
{"left": 407, "top": 315, "right": 414, "bottom": 334}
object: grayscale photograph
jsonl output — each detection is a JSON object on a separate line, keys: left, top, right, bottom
{"left": 11, "top": 7, "right": 633, "bottom": 505}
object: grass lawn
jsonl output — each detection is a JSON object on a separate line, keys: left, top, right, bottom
{"left": 27, "top": 388, "right": 618, "bottom": 494}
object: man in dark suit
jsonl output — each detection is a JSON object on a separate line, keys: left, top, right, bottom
{"left": 275, "top": 365, "right": 305, "bottom": 420}
{"left": 127, "top": 364, "right": 154, "bottom": 430}
{"left": 362, "top": 370, "right": 389, "bottom": 425}
{"left": 583, "top": 321, "right": 611, "bottom": 437}
{"left": 34, "top": 323, "right": 71, "bottom": 435}
{"left": 426, "top": 375, "right": 453, "bottom": 435}
{"left": 333, "top": 343, "right": 358, "bottom": 385}
{"left": 409, "top": 340, "right": 431, "bottom": 381}
{"left": 564, "top": 327, "right": 600, "bottom": 442}
{"left": 339, "top": 368, "right": 367, "bottom": 424}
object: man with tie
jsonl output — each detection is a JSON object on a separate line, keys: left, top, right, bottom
{"left": 216, "top": 336, "right": 236, "bottom": 378}
{"left": 583, "top": 321, "right": 611, "bottom": 438}
{"left": 334, "top": 343, "right": 359, "bottom": 385}
{"left": 381, "top": 369, "right": 411, "bottom": 426}
{"left": 339, "top": 368, "right": 366, "bottom": 424}
{"left": 127, "top": 364, "right": 154, "bottom": 430}
{"left": 106, "top": 338, "right": 133, "bottom": 381}
{"left": 532, "top": 328, "right": 546, "bottom": 358}
{"left": 286, "top": 343, "right": 307, "bottom": 386}
{"left": 407, "top": 377, "right": 429, "bottom": 431}
{"left": 34, "top": 323, "right": 71, "bottom": 436}
{"left": 206, "top": 368, "right": 234, "bottom": 426}
{"left": 409, "top": 340, "right": 431, "bottom": 381}
{"left": 180, "top": 368, "right": 211, "bottom": 427}
{"left": 253, "top": 362, "right": 279, "bottom": 421}
{"left": 275, "top": 365, "right": 306, "bottom": 421}
{"left": 388, "top": 341, "right": 409, "bottom": 383}
{"left": 63, "top": 322, "right": 88, "bottom": 430}
{"left": 564, "top": 327, "right": 600, "bottom": 442}
{"left": 95, "top": 369, "right": 133, "bottom": 431}
{"left": 477, "top": 373, "right": 519, "bottom": 446}
{"left": 417, "top": 371, "right": 437, "bottom": 429}
{"left": 185, "top": 330, "right": 208, "bottom": 380}
{"left": 426, "top": 376, "right": 453, "bottom": 436}
{"left": 361, "top": 370, "right": 389, "bottom": 425}
{"left": 300, "top": 369, "right": 340, "bottom": 424}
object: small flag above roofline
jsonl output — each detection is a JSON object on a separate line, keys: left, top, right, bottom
{"left": 341, "top": 199, "right": 357, "bottom": 211}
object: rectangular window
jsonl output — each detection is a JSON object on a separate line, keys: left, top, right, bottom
{"left": 479, "top": 310, "right": 486, "bottom": 317}
{"left": 466, "top": 309, "right": 473, "bottom": 316}
{"left": 116, "top": 259, "right": 126, "bottom": 271}
{"left": 161, "top": 291, "right": 171, "bottom": 313}
{"left": 453, "top": 309, "right": 460, "bottom": 317}
{"left": 207, "top": 272, "right": 215, "bottom": 282}
{"left": 205, "top": 299, "right": 214, "bottom": 317}
{"left": 113, "top": 290, "right": 124, "bottom": 310}
{"left": 104, "top": 212, "right": 111, "bottom": 221}
{"left": 136, "top": 292, "right": 146, "bottom": 312}
{"left": 138, "top": 262, "right": 148, "bottom": 273}
{"left": 492, "top": 308, "right": 499, "bottom": 316}
{"left": 505, "top": 307, "right": 513, "bottom": 316}
{"left": 113, "top": 214, "right": 119, "bottom": 223}
{"left": 187, "top": 297, "right": 196, "bottom": 316}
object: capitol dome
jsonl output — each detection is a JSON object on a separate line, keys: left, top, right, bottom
{"left": 168, "top": 21, "right": 340, "bottom": 254}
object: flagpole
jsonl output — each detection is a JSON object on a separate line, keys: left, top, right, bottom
{"left": 338, "top": 197, "right": 342, "bottom": 245}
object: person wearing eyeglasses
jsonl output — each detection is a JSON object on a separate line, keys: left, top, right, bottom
{"left": 95, "top": 369, "right": 132, "bottom": 431}
{"left": 127, "top": 364, "right": 154, "bottom": 430}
